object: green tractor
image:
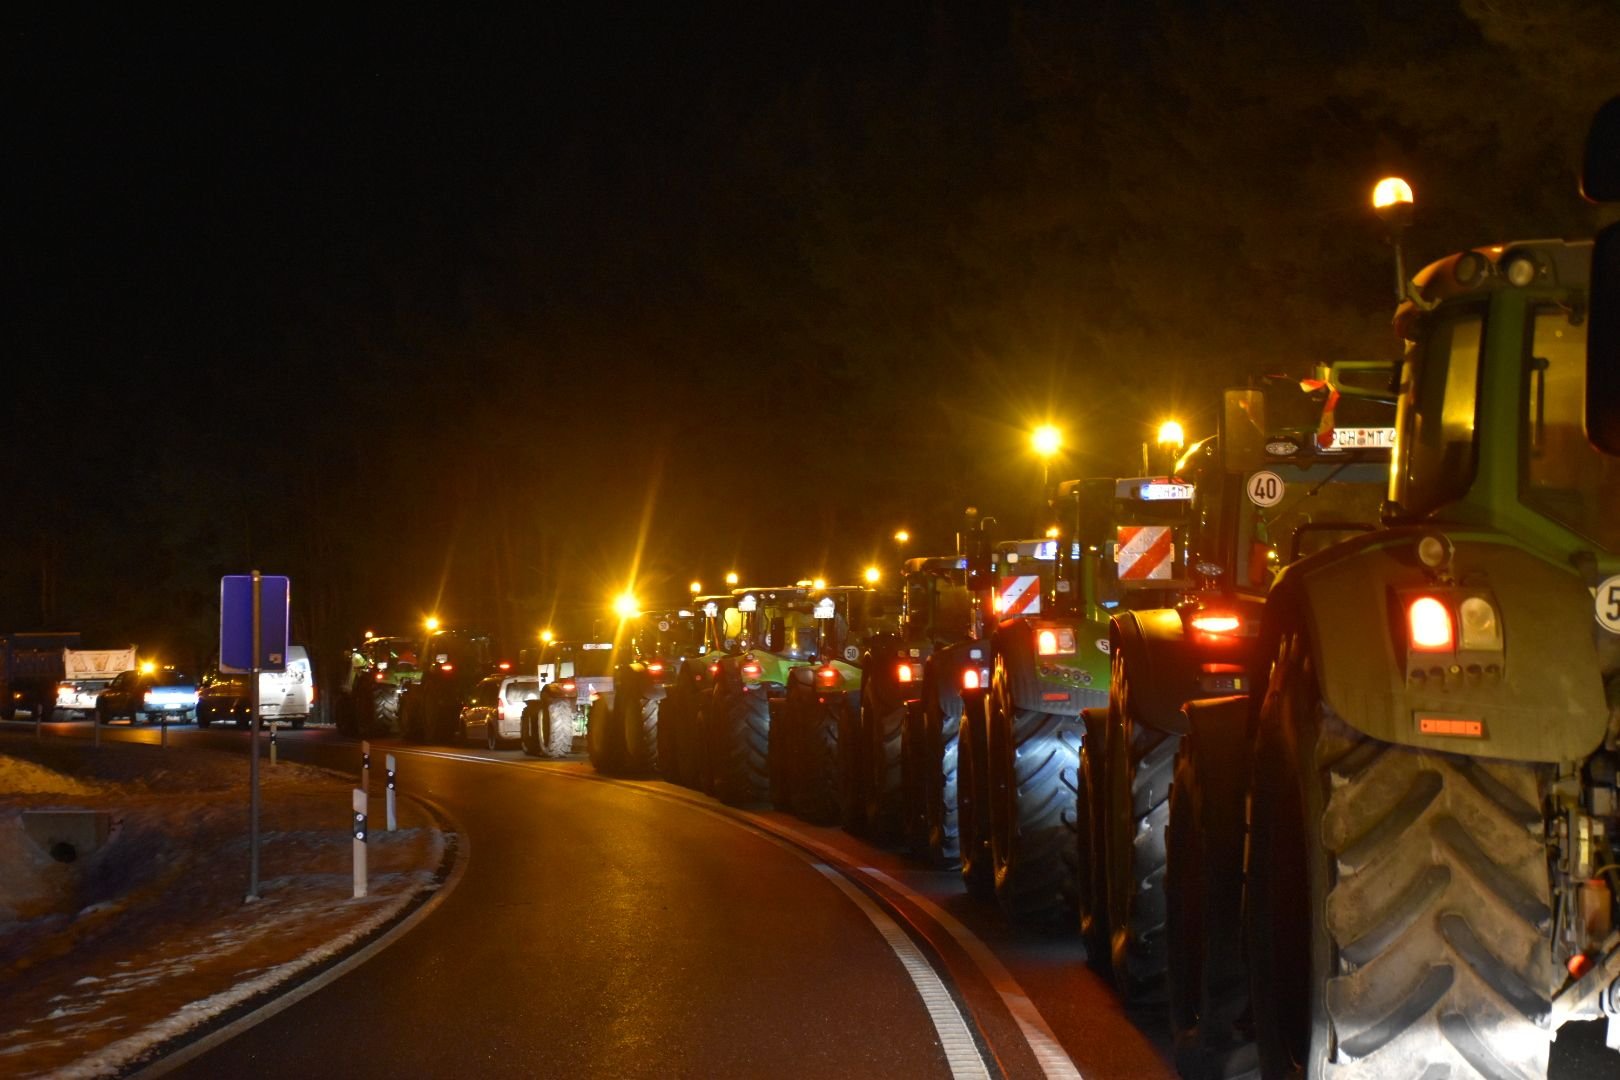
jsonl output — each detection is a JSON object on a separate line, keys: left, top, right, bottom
{"left": 335, "top": 634, "right": 422, "bottom": 736}
{"left": 704, "top": 586, "right": 825, "bottom": 805}
{"left": 897, "top": 512, "right": 1005, "bottom": 869}
{"left": 607, "top": 606, "right": 704, "bottom": 776}
{"left": 969, "top": 477, "right": 1197, "bottom": 925}
{"left": 399, "top": 627, "right": 499, "bottom": 743}
{"left": 1162, "top": 117, "right": 1620, "bottom": 1078}
{"left": 773, "top": 583, "right": 897, "bottom": 820}
{"left": 1084, "top": 373, "right": 1393, "bottom": 998}
{"left": 662, "top": 593, "right": 741, "bottom": 789}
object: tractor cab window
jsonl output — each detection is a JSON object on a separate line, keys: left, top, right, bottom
{"left": 572, "top": 648, "right": 613, "bottom": 678}
{"left": 1234, "top": 463, "right": 1386, "bottom": 590}
{"left": 1394, "top": 307, "right": 1483, "bottom": 517}
{"left": 1523, "top": 307, "right": 1620, "bottom": 553}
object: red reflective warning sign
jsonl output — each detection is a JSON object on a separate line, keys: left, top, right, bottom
{"left": 1117, "top": 526, "right": 1174, "bottom": 580}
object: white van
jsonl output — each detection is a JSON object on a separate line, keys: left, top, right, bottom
{"left": 198, "top": 645, "right": 315, "bottom": 729}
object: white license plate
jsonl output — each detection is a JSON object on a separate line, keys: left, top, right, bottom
{"left": 1328, "top": 427, "right": 1396, "bottom": 450}
{"left": 1139, "top": 482, "right": 1193, "bottom": 501}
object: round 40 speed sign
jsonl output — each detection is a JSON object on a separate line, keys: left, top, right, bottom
{"left": 1247, "top": 470, "right": 1285, "bottom": 508}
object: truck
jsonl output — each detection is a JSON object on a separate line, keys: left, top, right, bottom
{"left": 1159, "top": 117, "right": 1620, "bottom": 1078}
{"left": 55, "top": 646, "right": 137, "bottom": 718}
{"left": 1, "top": 632, "right": 80, "bottom": 721}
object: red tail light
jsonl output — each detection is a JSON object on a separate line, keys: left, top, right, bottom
{"left": 741, "top": 660, "right": 763, "bottom": 680}
{"left": 647, "top": 661, "right": 665, "bottom": 676}
{"left": 707, "top": 662, "right": 720, "bottom": 676}
{"left": 559, "top": 680, "right": 576, "bottom": 694}
{"left": 815, "top": 665, "right": 841, "bottom": 689}
{"left": 375, "top": 672, "right": 387, "bottom": 682}
{"left": 439, "top": 662, "right": 455, "bottom": 672}
{"left": 897, "top": 662, "right": 915, "bottom": 683}
{"left": 1408, "top": 596, "right": 1454, "bottom": 651}
{"left": 1189, "top": 613, "right": 1241, "bottom": 635}
{"left": 498, "top": 661, "right": 512, "bottom": 671}
{"left": 962, "top": 668, "right": 981, "bottom": 691}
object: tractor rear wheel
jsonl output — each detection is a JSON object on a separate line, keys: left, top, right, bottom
{"left": 656, "top": 685, "right": 680, "bottom": 781}
{"left": 769, "top": 693, "right": 797, "bottom": 810}
{"left": 921, "top": 664, "right": 963, "bottom": 867}
{"left": 670, "top": 678, "right": 705, "bottom": 789}
{"left": 837, "top": 697, "right": 867, "bottom": 834}
{"left": 520, "top": 701, "right": 541, "bottom": 756}
{"left": 863, "top": 682, "right": 906, "bottom": 840}
{"left": 792, "top": 694, "right": 841, "bottom": 824}
{"left": 713, "top": 687, "right": 770, "bottom": 806}
{"left": 900, "top": 699, "right": 928, "bottom": 858}
{"left": 1247, "top": 626, "right": 1556, "bottom": 1079}
{"left": 1165, "top": 701, "right": 1254, "bottom": 1079}
{"left": 1076, "top": 742, "right": 1110, "bottom": 970}
{"left": 372, "top": 684, "right": 401, "bottom": 735}
{"left": 542, "top": 698, "right": 575, "bottom": 758}
{"left": 620, "top": 678, "right": 659, "bottom": 776}
{"left": 1102, "top": 652, "right": 1177, "bottom": 1000}
{"left": 956, "top": 694, "right": 995, "bottom": 902}
{"left": 986, "top": 671, "right": 1081, "bottom": 926}
{"left": 587, "top": 697, "right": 622, "bottom": 773}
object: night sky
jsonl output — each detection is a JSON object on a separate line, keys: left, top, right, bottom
{"left": 5, "top": 3, "right": 1616, "bottom": 671}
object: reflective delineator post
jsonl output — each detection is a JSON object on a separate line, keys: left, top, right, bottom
{"left": 269, "top": 720, "right": 279, "bottom": 765}
{"left": 362, "top": 740, "right": 371, "bottom": 793}
{"left": 352, "top": 788, "right": 368, "bottom": 899}
{"left": 385, "top": 753, "right": 397, "bottom": 832}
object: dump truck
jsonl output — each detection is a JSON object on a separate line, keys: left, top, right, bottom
{"left": 56, "top": 646, "right": 137, "bottom": 717}
{"left": 1161, "top": 119, "right": 1620, "bottom": 1078}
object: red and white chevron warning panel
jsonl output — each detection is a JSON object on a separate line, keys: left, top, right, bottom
{"left": 996, "top": 574, "right": 1042, "bottom": 616}
{"left": 1116, "top": 525, "right": 1175, "bottom": 580}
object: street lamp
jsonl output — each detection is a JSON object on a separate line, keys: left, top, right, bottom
{"left": 864, "top": 566, "right": 881, "bottom": 584}
{"left": 424, "top": 616, "right": 440, "bottom": 633}
{"left": 812, "top": 577, "right": 827, "bottom": 591}
{"left": 1031, "top": 423, "right": 1062, "bottom": 491}
{"left": 1373, "top": 176, "right": 1415, "bottom": 301}
{"left": 725, "top": 571, "right": 739, "bottom": 586}
{"left": 539, "top": 629, "right": 554, "bottom": 644}
{"left": 613, "top": 592, "right": 640, "bottom": 620}
{"left": 689, "top": 580, "right": 702, "bottom": 595}
{"left": 893, "top": 529, "right": 910, "bottom": 544}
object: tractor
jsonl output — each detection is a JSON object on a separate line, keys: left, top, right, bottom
{"left": 335, "top": 634, "right": 421, "bottom": 736}
{"left": 661, "top": 593, "right": 741, "bottom": 789}
{"left": 518, "top": 637, "right": 614, "bottom": 760}
{"left": 772, "top": 583, "right": 897, "bottom": 820}
{"left": 608, "top": 606, "right": 703, "bottom": 776}
{"left": 1083, "top": 371, "right": 1394, "bottom": 997}
{"left": 971, "top": 476, "right": 1196, "bottom": 925}
{"left": 399, "top": 628, "right": 499, "bottom": 743}
{"left": 1161, "top": 110, "right": 1620, "bottom": 1079}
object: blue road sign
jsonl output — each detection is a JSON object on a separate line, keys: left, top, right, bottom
{"left": 220, "top": 574, "right": 290, "bottom": 673}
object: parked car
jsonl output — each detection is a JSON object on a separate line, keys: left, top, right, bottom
{"left": 460, "top": 673, "right": 540, "bottom": 749}
{"left": 196, "top": 646, "right": 316, "bottom": 729}
{"left": 96, "top": 669, "right": 199, "bottom": 724}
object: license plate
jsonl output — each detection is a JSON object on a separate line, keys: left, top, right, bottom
{"left": 1139, "top": 482, "right": 1193, "bottom": 501}
{"left": 1328, "top": 427, "right": 1396, "bottom": 450}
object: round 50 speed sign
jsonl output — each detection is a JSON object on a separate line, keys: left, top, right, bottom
{"left": 1247, "top": 470, "right": 1285, "bottom": 508}
{"left": 1596, "top": 574, "right": 1620, "bottom": 633}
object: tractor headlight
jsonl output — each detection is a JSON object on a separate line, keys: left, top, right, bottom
{"left": 1457, "top": 596, "right": 1502, "bottom": 650}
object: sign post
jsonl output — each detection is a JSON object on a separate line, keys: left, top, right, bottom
{"left": 220, "top": 571, "right": 289, "bottom": 903}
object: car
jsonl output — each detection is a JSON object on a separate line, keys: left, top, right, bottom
{"left": 96, "top": 669, "right": 199, "bottom": 724}
{"left": 459, "top": 673, "right": 541, "bottom": 749}
{"left": 196, "top": 645, "right": 316, "bottom": 729}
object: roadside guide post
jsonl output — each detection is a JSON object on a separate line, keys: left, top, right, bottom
{"left": 386, "top": 753, "right": 397, "bottom": 831}
{"left": 220, "top": 571, "right": 290, "bottom": 904}
{"left": 362, "top": 740, "right": 371, "bottom": 792}
{"left": 352, "top": 788, "right": 368, "bottom": 898}
{"left": 269, "top": 719, "right": 278, "bottom": 765}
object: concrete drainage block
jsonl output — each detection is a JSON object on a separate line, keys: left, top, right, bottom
{"left": 21, "top": 809, "right": 112, "bottom": 863}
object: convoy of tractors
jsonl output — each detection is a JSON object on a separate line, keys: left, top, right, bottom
{"left": 330, "top": 104, "right": 1620, "bottom": 1077}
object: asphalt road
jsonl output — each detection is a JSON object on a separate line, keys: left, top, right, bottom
{"left": 8, "top": 718, "right": 1615, "bottom": 1078}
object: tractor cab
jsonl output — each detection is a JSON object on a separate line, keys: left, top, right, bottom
{"left": 1172, "top": 367, "right": 1395, "bottom": 640}
{"left": 900, "top": 556, "right": 972, "bottom": 650}
{"left": 623, "top": 607, "right": 703, "bottom": 686}
{"left": 1052, "top": 476, "right": 1194, "bottom": 620}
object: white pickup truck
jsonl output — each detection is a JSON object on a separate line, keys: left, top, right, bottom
{"left": 56, "top": 647, "right": 138, "bottom": 717}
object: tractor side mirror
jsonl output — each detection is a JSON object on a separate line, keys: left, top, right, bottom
{"left": 1585, "top": 97, "right": 1620, "bottom": 455}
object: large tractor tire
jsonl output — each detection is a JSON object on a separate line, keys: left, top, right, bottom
{"left": 837, "top": 697, "right": 867, "bottom": 834}
{"left": 620, "top": 679, "right": 659, "bottom": 776}
{"left": 862, "top": 680, "right": 907, "bottom": 840}
{"left": 986, "top": 667, "right": 1081, "bottom": 926}
{"left": 655, "top": 685, "right": 681, "bottom": 782}
{"left": 1246, "top": 626, "right": 1556, "bottom": 1079}
{"left": 587, "top": 697, "right": 622, "bottom": 772}
{"left": 769, "top": 693, "right": 797, "bottom": 811}
{"left": 669, "top": 678, "right": 705, "bottom": 789}
{"left": 956, "top": 694, "right": 995, "bottom": 902}
{"left": 712, "top": 687, "right": 770, "bottom": 806}
{"left": 372, "top": 684, "right": 401, "bottom": 734}
{"left": 900, "top": 699, "right": 929, "bottom": 858}
{"left": 1076, "top": 740, "right": 1110, "bottom": 970}
{"left": 792, "top": 694, "right": 842, "bottom": 824}
{"left": 520, "top": 700, "right": 542, "bottom": 756}
{"left": 1102, "top": 650, "right": 1178, "bottom": 1000}
{"left": 921, "top": 664, "right": 963, "bottom": 867}
{"left": 542, "top": 697, "right": 576, "bottom": 758}
{"left": 1165, "top": 698, "right": 1254, "bottom": 1079}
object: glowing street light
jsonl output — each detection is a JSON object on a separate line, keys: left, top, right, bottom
{"left": 809, "top": 577, "right": 827, "bottom": 591}
{"left": 613, "top": 592, "right": 641, "bottom": 620}
{"left": 1157, "top": 419, "right": 1185, "bottom": 452}
{"left": 140, "top": 660, "right": 156, "bottom": 675}
{"left": 725, "top": 571, "right": 739, "bottom": 586}
{"left": 1373, "top": 176, "right": 1416, "bottom": 300}
{"left": 1031, "top": 424, "right": 1062, "bottom": 458}
{"left": 893, "top": 529, "right": 910, "bottom": 544}
{"left": 1372, "top": 176, "right": 1413, "bottom": 214}
{"left": 539, "top": 629, "right": 554, "bottom": 644}
{"left": 424, "top": 616, "right": 440, "bottom": 632}
{"left": 363, "top": 629, "right": 374, "bottom": 640}
{"left": 689, "top": 580, "right": 702, "bottom": 594}
{"left": 864, "top": 566, "right": 881, "bottom": 584}
{"left": 1045, "top": 525, "right": 1060, "bottom": 539}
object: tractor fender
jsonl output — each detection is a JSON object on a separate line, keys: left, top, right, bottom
{"left": 992, "top": 620, "right": 1106, "bottom": 717}
{"left": 1279, "top": 527, "right": 1608, "bottom": 763}
{"left": 1108, "top": 610, "right": 1205, "bottom": 737}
